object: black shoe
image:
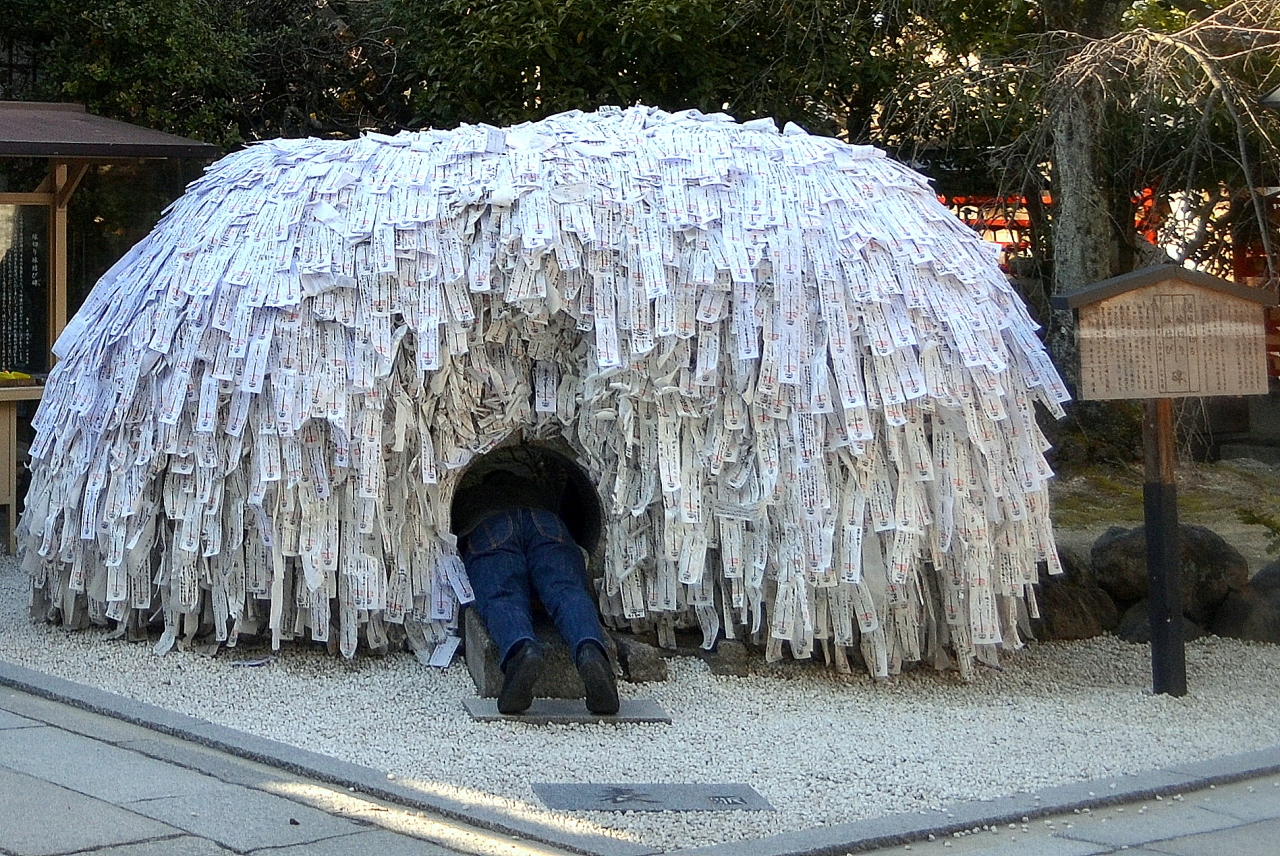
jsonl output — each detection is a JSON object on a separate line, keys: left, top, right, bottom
{"left": 498, "top": 642, "right": 544, "bottom": 714}
{"left": 577, "top": 643, "right": 619, "bottom": 715}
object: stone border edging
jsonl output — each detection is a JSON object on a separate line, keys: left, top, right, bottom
{"left": 4, "top": 657, "right": 1279, "bottom": 856}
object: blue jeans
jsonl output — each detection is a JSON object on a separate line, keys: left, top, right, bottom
{"left": 461, "top": 508, "right": 607, "bottom": 670}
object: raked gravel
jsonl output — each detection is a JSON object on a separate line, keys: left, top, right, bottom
{"left": 2, "top": 555, "right": 1278, "bottom": 852}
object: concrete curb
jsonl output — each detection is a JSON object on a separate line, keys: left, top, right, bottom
{"left": 665, "top": 747, "right": 1280, "bottom": 856}
{"left": 4, "top": 658, "right": 1279, "bottom": 856}
{"left": 0, "top": 659, "right": 658, "bottom": 856}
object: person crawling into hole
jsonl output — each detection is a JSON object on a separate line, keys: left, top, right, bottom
{"left": 452, "top": 466, "right": 618, "bottom": 715}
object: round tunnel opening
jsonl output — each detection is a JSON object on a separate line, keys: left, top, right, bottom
{"left": 451, "top": 442, "right": 603, "bottom": 558}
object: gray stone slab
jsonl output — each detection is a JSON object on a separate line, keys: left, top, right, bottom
{"left": 0, "top": 767, "right": 180, "bottom": 856}
{"left": 464, "top": 697, "right": 670, "bottom": 724}
{"left": 1198, "top": 783, "right": 1280, "bottom": 823}
{"left": 1060, "top": 805, "right": 1243, "bottom": 848}
{"left": 77, "top": 836, "right": 234, "bottom": 855}
{"left": 119, "top": 736, "right": 283, "bottom": 790}
{"left": 534, "top": 783, "right": 772, "bottom": 812}
{"left": 1141, "top": 818, "right": 1280, "bottom": 856}
{"left": 0, "top": 706, "right": 38, "bottom": 729}
{"left": 0, "top": 723, "right": 218, "bottom": 804}
{"left": 888, "top": 833, "right": 1111, "bottom": 856}
{"left": 0, "top": 682, "right": 179, "bottom": 745}
{"left": 123, "top": 781, "right": 364, "bottom": 852}
{"left": 245, "top": 828, "right": 460, "bottom": 855}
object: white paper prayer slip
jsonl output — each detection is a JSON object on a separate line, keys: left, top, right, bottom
{"left": 24, "top": 105, "right": 1068, "bottom": 680}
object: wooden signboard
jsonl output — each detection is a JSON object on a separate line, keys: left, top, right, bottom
{"left": 1055, "top": 266, "right": 1276, "bottom": 698}
{"left": 1062, "top": 268, "right": 1273, "bottom": 401}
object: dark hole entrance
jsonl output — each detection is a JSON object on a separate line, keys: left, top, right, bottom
{"left": 451, "top": 442, "right": 603, "bottom": 559}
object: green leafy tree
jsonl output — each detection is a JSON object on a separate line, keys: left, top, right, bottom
{"left": 4, "top": 0, "right": 257, "bottom": 148}
{"left": 374, "top": 0, "right": 930, "bottom": 140}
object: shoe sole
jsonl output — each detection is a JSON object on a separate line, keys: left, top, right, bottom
{"left": 498, "top": 650, "right": 544, "bottom": 714}
{"left": 579, "top": 656, "right": 619, "bottom": 715}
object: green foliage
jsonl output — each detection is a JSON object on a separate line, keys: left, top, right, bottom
{"left": 15, "top": 0, "right": 257, "bottom": 148}
{"left": 374, "top": 0, "right": 918, "bottom": 138}
{"left": 0, "top": 0, "right": 403, "bottom": 149}
{"left": 1237, "top": 507, "right": 1280, "bottom": 554}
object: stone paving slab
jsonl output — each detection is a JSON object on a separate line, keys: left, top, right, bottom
{"left": 0, "top": 723, "right": 223, "bottom": 804}
{"left": 0, "top": 767, "right": 181, "bottom": 856}
{"left": 1059, "top": 805, "right": 1247, "bottom": 848}
{"left": 464, "top": 696, "right": 671, "bottom": 724}
{"left": 1139, "top": 818, "right": 1280, "bottom": 856}
{"left": 73, "top": 837, "right": 234, "bottom": 856}
{"left": 247, "top": 828, "right": 460, "bottom": 856}
{"left": 1, "top": 684, "right": 163, "bottom": 745}
{"left": 907, "top": 836, "right": 1111, "bottom": 856}
{"left": 1196, "top": 782, "right": 1280, "bottom": 823}
{"left": 0, "top": 705, "right": 37, "bottom": 729}
{"left": 118, "top": 735, "right": 285, "bottom": 790}
{"left": 121, "top": 779, "right": 366, "bottom": 852}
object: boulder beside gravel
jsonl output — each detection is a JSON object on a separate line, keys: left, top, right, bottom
{"left": 1029, "top": 545, "right": 1119, "bottom": 641}
{"left": 1091, "top": 524, "right": 1249, "bottom": 625}
{"left": 611, "top": 633, "right": 669, "bottom": 682}
{"left": 1116, "top": 600, "right": 1206, "bottom": 644}
{"left": 1033, "top": 576, "right": 1120, "bottom": 640}
{"left": 1211, "top": 562, "right": 1280, "bottom": 643}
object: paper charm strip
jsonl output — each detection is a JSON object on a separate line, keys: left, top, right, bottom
{"left": 19, "top": 105, "right": 1070, "bottom": 679}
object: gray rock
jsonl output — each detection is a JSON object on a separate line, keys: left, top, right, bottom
{"left": 1091, "top": 524, "right": 1249, "bottom": 625}
{"left": 1251, "top": 561, "right": 1280, "bottom": 596}
{"left": 1032, "top": 575, "right": 1119, "bottom": 640}
{"left": 1055, "top": 542, "right": 1095, "bottom": 585}
{"left": 611, "top": 633, "right": 669, "bottom": 683}
{"left": 1210, "top": 561, "right": 1280, "bottom": 643}
{"left": 1116, "top": 600, "right": 1205, "bottom": 644}
{"left": 463, "top": 608, "right": 618, "bottom": 699}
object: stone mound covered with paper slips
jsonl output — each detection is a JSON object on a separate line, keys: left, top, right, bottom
{"left": 19, "top": 105, "right": 1070, "bottom": 679}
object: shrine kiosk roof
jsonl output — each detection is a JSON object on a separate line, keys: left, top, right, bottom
{"left": 0, "top": 101, "right": 217, "bottom": 160}
{"left": 1052, "top": 265, "right": 1278, "bottom": 310}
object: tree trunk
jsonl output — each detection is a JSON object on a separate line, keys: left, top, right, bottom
{"left": 1047, "top": 89, "right": 1114, "bottom": 392}
{"left": 1039, "top": 1, "right": 1130, "bottom": 393}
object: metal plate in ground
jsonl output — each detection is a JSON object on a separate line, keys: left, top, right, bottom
{"left": 463, "top": 698, "right": 671, "bottom": 724}
{"left": 532, "top": 782, "right": 773, "bottom": 812}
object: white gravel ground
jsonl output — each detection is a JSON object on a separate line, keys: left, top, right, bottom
{"left": 2, "top": 555, "right": 1278, "bottom": 852}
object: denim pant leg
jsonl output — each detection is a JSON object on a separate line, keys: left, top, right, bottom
{"left": 521, "top": 509, "right": 607, "bottom": 660}
{"left": 462, "top": 510, "right": 537, "bottom": 670}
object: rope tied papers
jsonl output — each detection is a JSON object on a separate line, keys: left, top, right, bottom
{"left": 20, "top": 105, "right": 1069, "bottom": 679}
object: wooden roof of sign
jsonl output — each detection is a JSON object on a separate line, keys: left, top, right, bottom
{"left": 1052, "top": 265, "right": 1278, "bottom": 310}
{"left": 0, "top": 102, "right": 217, "bottom": 160}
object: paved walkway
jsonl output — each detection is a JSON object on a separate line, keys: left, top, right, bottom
{"left": 844, "top": 776, "right": 1280, "bottom": 856}
{"left": 2, "top": 662, "right": 1278, "bottom": 856}
{"left": 0, "top": 686, "right": 577, "bottom": 856}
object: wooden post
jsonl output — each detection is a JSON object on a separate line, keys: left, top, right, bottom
{"left": 1143, "top": 397, "right": 1186, "bottom": 696}
{"left": 48, "top": 160, "right": 88, "bottom": 364}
